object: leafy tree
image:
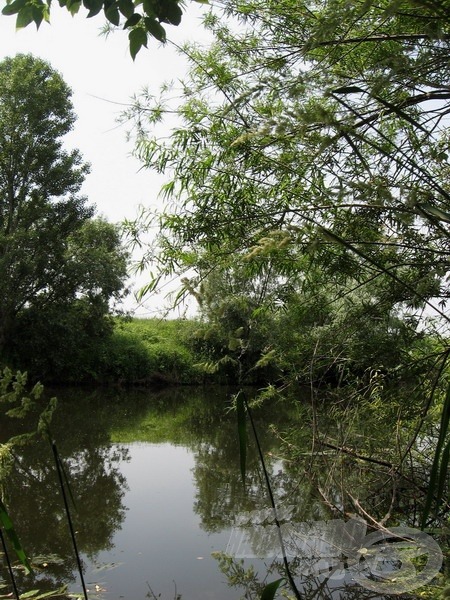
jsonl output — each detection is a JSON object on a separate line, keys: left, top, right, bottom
{"left": 122, "top": 0, "right": 450, "bottom": 519}
{"left": 0, "top": 54, "right": 129, "bottom": 378}
{"left": 124, "top": 0, "right": 450, "bottom": 363}
{"left": 11, "top": 219, "right": 129, "bottom": 381}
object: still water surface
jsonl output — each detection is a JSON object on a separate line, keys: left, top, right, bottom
{"left": 91, "top": 443, "right": 233, "bottom": 600}
{"left": 1, "top": 386, "right": 420, "bottom": 599}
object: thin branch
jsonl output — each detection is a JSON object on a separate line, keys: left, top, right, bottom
{"left": 310, "top": 33, "right": 450, "bottom": 49}
{"left": 318, "top": 439, "right": 394, "bottom": 469}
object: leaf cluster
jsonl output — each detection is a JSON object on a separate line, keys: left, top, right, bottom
{"left": 1, "top": 0, "right": 205, "bottom": 58}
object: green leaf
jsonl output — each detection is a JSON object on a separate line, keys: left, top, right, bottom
{"left": 20, "top": 590, "right": 41, "bottom": 598}
{"left": 15, "top": 5, "right": 35, "bottom": 28}
{"left": 422, "top": 379, "right": 450, "bottom": 527}
{"left": 144, "top": 16, "right": 166, "bottom": 41}
{"left": 228, "top": 337, "right": 241, "bottom": 351}
{"left": 159, "top": 0, "right": 182, "bottom": 25}
{"left": 331, "top": 85, "right": 365, "bottom": 95}
{"left": 19, "top": 587, "right": 68, "bottom": 599}
{"left": 2, "top": 0, "right": 27, "bottom": 16}
{"left": 0, "top": 498, "right": 34, "bottom": 574}
{"left": 236, "top": 391, "right": 247, "bottom": 485}
{"left": 128, "top": 26, "right": 148, "bottom": 59}
{"left": 123, "top": 12, "right": 141, "bottom": 27}
{"left": 66, "top": 0, "right": 81, "bottom": 15}
{"left": 118, "top": 0, "right": 134, "bottom": 17}
{"left": 436, "top": 439, "right": 450, "bottom": 506}
{"left": 418, "top": 203, "right": 450, "bottom": 224}
{"left": 142, "top": 0, "right": 155, "bottom": 16}
{"left": 260, "top": 578, "right": 284, "bottom": 600}
{"left": 136, "top": 274, "right": 161, "bottom": 300}
{"left": 105, "top": 3, "right": 120, "bottom": 24}
{"left": 83, "top": 0, "right": 103, "bottom": 17}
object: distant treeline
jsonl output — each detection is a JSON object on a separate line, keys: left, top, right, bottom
{"left": 6, "top": 317, "right": 252, "bottom": 387}
{"left": 5, "top": 314, "right": 443, "bottom": 389}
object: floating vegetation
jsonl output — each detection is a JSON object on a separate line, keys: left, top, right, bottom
{"left": 91, "top": 561, "right": 124, "bottom": 573}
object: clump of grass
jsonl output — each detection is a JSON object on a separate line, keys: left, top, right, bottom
{"left": 101, "top": 318, "right": 209, "bottom": 385}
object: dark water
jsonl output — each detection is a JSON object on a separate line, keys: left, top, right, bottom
{"left": 0, "top": 387, "right": 440, "bottom": 599}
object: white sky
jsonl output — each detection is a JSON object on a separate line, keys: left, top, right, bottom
{"left": 0, "top": 5, "right": 211, "bottom": 316}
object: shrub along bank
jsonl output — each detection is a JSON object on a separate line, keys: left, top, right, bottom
{"left": 3, "top": 317, "right": 207, "bottom": 386}
{"left": 100, "top": 318, "right": 207, "bottom": 385}
{"left": 101, "top": 317, "right": 266, "bottom": 386}
{"left": 6, "top": 314, "right": 279, "bottom": 386}
{"left": 6, "top": 314, "right": 443, "bottom": 388}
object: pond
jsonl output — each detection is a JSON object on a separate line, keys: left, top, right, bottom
{"left": 0, "top": 386, "right": 444, "bottom": 600}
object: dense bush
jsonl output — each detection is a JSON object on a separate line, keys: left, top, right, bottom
{"left": 6, "top": 316, "right": 213, "bottom": 386}
{"left": 98, "top": 318, "right": 209, "bottom": 385}
{"left": 9, "top": 298, "right": 114, "bottom": 383}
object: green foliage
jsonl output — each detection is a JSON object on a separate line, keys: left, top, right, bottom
{"left": 6, "top": 220, "right": 129, "bottom": 383}
{"left": 100, "top": 317, "right": 210, "bottom": 384}
{"left": 0, "top": 368, "right": 56, "bottom": 448}
{"left": 213, "top": 552, "right": 288, "bottom": 600}
{"left": 0, "top": 497, "right": 33, "bottom": 575}
{"left": 124, "top": 0, "right": 450, "bottom": 523}
{"left": 0, "top": 368, "right": 57, "bottom": 577}
{"left": 260, "top": 578, "right": 284, "bottom": 600}
{"left": 1, "top": 0, "right": 201, "bottom": 58}
{"left": 126, "top": 0, "right": 450, "bottom": 319}
{"left": 0, "top": 55, "right": 129, "bottom": 380}
{"left": 0, "top": 54, "right": 92, "bottom": 359}
{"left": 1, "top": 587, "right": 70, "bottom": 599}
{"left": 12, "top": 297, "right": 114, "bottom": 383}
{"left": 423, "top": 379, "right": 450, "bottom": 527}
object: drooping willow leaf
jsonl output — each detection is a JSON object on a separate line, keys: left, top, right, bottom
{"left": 422, "top": 379, "right": 450, "bottom": 527}
{"left": 0, "top": 498, "right": 33, "bottom": 574}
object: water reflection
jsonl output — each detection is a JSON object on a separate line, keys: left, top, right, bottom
{"left": 2, "top": 392, "right": 131, "bottom": 594}
{"left": 0, "top": 387, "right": 437, "bottom": 599}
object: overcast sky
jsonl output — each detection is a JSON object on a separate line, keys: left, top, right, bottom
{"left": 0, "top": 5, "right": 211, "bottom": 315}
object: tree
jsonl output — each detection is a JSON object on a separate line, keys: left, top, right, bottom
{"left": 124, "top": 0, "right": 450, "bottom": 349}
{"left": 0, "top": 54, "right": 129, "bottom": 377}
{"left": 11, "top": 218, "right": 129, "bottom": 381}
{"left": 123, "top": 0, "right": 450, "bottom": 520}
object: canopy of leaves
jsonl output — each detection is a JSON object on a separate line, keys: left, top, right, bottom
{"left": 0, "top": 55, "right": 129, "bottom": 377}
{"left": 1, "top": 0, "right": 205, "bottom": 58}
{"left": 125, "top": 0, "right": 450, "bottom": 326}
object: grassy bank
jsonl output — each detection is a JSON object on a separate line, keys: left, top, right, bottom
{"left": 4, "top": 315, "right": 242, "bottom": 386}
{"left": 100, "top": 317, "right": 208, "bottom": 385}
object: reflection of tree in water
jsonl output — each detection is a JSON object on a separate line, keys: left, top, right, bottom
{"left": 2, "top": 391, "right": 132, "bottom": 594}
{"left": 193, "top": 440, "right": 262, "bottom": 532}
{"left": 278, "top": 404, "right": 450, "bottom": 530}
{"left": 189, "top": 397, "right": 436, "bottom": 600}
{"left": 190, "top": 399, "right": 301, "bottom": 533}
{"left": 1, "top": 385, "right": 431, "bottom": 599}
{"left": 214, "top": 551, "right": 415, "bottom": 600}
{"left": 1, "top": 385, "right": 238, "bottom": 595}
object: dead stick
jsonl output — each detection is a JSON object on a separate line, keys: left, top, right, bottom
{"left": 318, "top": 439, "right": 393, "bottom": 469}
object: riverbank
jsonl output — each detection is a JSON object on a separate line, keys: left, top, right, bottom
{"left": 99, "top": 317, "right": 210, "bottom": 386}
{"left": 28, "top": 316, "right": 243, "bottom": 386}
